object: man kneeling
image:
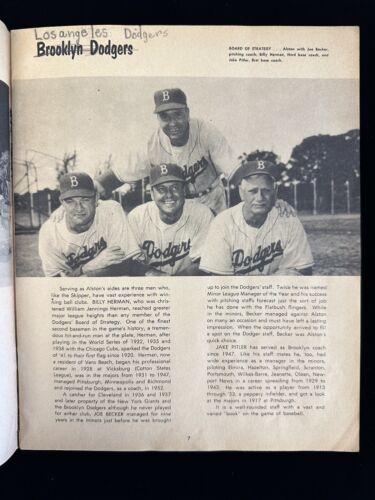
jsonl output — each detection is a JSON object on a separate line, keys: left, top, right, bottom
{"left": 39, "top": 172, "right": 140, "bottom": 277}
{"left": 200, "top": 161, "right": 313, "bottom": 276}
{"left": 128, "top": 163, "right": 213, "bottom": 276}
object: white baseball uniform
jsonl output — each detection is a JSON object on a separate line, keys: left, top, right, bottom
{"left": 111, "top": 118, "right": 237, "bottom": 214}
{"left": 200, "top": 203, "right": 313, "bottom": 275}
{"left": 128, "top": 199, "right": 214, "bottom": 275}
{"left": 39, "top": 200, "right": 140, "bottom": 276}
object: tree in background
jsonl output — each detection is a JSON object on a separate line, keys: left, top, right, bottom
{"left": 283, "top": 130, "right": 360, "bottom": 212}
{"left": 230, "top": 130, "right": 359, "bottom": 212}
{"left": 239, "top": 150, "right": 277, "bottom": 164}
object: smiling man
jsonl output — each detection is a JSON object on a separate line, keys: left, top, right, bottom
{"left": 38, "top": 172, "right": 140, "bottom": 277}
{"left": 96, "top": 88, "right": 237, "bottom": 215}
{"left": 128, "top": 163, "right": 213, "bottom": 276}
{"left": 200, "top": 160, "right": 313, "bottom": 276}
{"left": 147, "top": 88, "right": 236, "bottom": 214}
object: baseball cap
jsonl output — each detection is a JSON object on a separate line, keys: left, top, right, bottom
{"left": 229, "top": 160, "right": 280, "bottom": 186}
{"left": 154, "top": 88, "right": 187, "bottom": 113}
{"left": 59, "top": 172, "right": 96, "bottom": 200}
{"left": 150, "top": 163, "right": 186, "bottom": 187}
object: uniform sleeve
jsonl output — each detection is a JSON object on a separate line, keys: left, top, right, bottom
{"left": 127, "top": 208, "right": 148, "bottom": 263}
{"left": 199, "top": 214, "right": 234, "bottom": 275}
{"left": 279, "top": 217, "right": 314, "bottom": 272}
{"left": 203, "top": 121, "right": 238, "bottom": 177}
{"left": 127, "top": 208, "right": 141, "bottom": 245}
{"left": 189, "top": 205, "right": 214, "bottom": 262}
{"left": 104, "top": 202, "right": 142, "bottom": 260}
{"left": 38, "top": 222, "right": 66, "bottom": 276}
{"left": 111, "top": 147, "right": 150, "bottom": 183}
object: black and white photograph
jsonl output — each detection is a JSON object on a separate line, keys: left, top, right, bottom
{"left": 0, "top": 80, "right": 11, "bottom": 286}
{"left": 13, "top": 77, "right": 360, "bottom": 277}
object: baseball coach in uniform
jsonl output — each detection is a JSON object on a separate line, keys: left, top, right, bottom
{"left": 128, "top": 163, "right": 213, "bottom": 276}
{"left": 96, "top": 88, "right": 236, "bottom": 215}
{"left": 39, "top": 172, "right": 140, "bottom": 277}
{"left": 200, "top": 161, "right": 313, "bottom": 276}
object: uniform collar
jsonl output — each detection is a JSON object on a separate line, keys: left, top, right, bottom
{"left": 158, "top": 118, "right": 198, "bottom": 155}
{"left": 148, "top": 199, "right": 189, "bottom": 228}
{"left": 232, "top": 203, "right": 279, "bottom": 238}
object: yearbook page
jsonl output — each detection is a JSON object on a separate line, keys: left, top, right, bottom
{"left": 12, "top": 25, "right": 360, "bottom": 451}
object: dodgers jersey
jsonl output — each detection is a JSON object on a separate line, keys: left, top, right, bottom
{"left": 128, "top": 199, "right": 214, "bottom": 275}
{"left": 200, "top": 203, "right": 313, "bottom": 275}
{"left": 39, "top": 200, "right": 140, "bottom": 276}
{"left": 148, "top": 118, "right": 236, "bottom": 195}
{"left": 112, "top": 118, "right": 236, "bottom": 194}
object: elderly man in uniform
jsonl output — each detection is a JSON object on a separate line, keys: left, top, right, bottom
{"left": 200, "top": 160, "right": 313, "bottom": 276}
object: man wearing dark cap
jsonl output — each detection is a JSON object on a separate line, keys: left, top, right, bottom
{"left": 38, "top": 172, "right": 140, "bottom": 277}
{"left": 128, "top": 163, "right": 213, "bottom": 276}
{"left": 95, "top": 87, "right": 237, "bottom": 215}
{"left": 200, "top": 161, "right": 313, "bottom": 276}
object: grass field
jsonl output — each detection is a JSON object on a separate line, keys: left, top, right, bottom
{"left": 300, "top": 214, "right": 360, "bottom": 275}
{"left": 15, "top": 213, "right": 360, "bottom": 277}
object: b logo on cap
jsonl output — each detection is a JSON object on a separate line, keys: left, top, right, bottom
{"left": 257, "top": 161, "right": 266, "bottom": 170}
{"left": 162, "top": 90, "right": 170, "bottom": 102}
{"left": 160, "top": 164, "right": 168, "bottom": 175}
{"left": 70, "top": 175, "right": 79, "bottom": 187}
